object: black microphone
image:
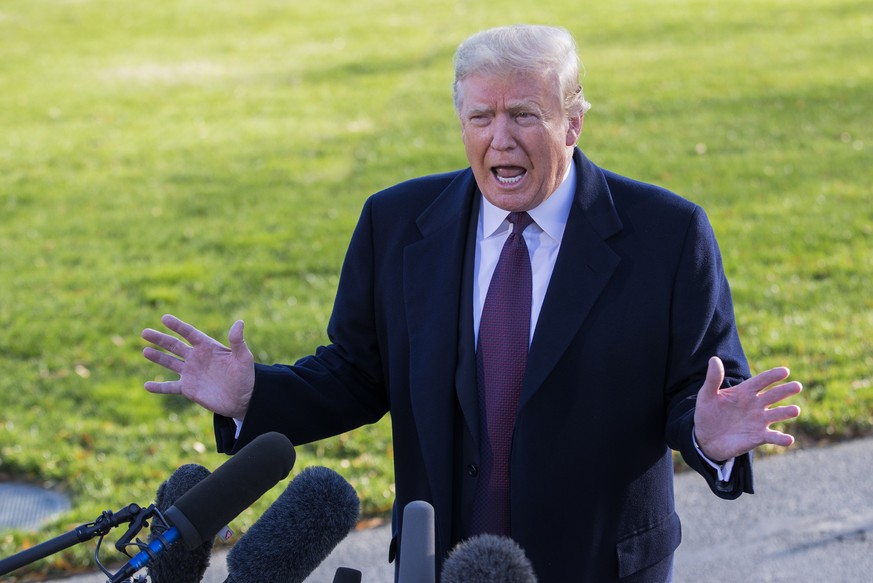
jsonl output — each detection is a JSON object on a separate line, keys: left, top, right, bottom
{"left": 397, "top": 500, "right": 435, "bottom": 583}
{"left": 332, "top": 566, "right": 363, "bottom": 582}
{"left": 147, "top": 464, "right": 213, "bottom": 583}
{"left": 440, "top": 534, "right": 537, "bottom": 583}
{"left": 225, "top": 465, "right": 360, "bottom": 583}
{"left": 109, "top": 432, "right": 296, "bottom": 582}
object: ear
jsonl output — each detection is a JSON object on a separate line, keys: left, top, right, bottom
{"left": 565, "top": 113, "right": 583, "bottom": 146}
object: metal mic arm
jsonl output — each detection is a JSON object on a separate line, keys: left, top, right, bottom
{"left": 96, "top": 504, "right": 168, "bottom": 581}
{"left": 114, "top": 504, "right": 160, "bottom": 554}
{"left": 0, "top": 503, "right": 145, "bottom": 577}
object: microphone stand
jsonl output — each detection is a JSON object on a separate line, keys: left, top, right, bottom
{"left": 0, "top": 503, "right": 150, "bottom": 577}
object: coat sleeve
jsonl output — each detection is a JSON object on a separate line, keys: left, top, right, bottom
{"left": 663, "top": 206, "right": 754, "bottom": 499}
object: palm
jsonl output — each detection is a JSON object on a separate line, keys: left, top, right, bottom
{"left": 142, "top": 314, "right": 255, "bottom": 420}
{"left": 693, "top": 357, "right": 802, "bottom": 461}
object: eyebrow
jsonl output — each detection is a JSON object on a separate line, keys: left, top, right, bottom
{"left": 507, "top": 101, "right": 543, "bottom": 114}
{"left": 463, "top": 100, "right": 543, "bottom": 116}
{"left": 463, "top": 104, "right": 492, "bottom": 116}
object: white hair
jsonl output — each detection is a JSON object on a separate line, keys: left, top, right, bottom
{"left": 453, "top": 24, "right": 592, "bottom": 117}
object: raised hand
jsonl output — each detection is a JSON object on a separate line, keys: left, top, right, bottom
{"left": 141, "top": 314, "right": 255, "bottom": 420}
{"left": 693, "top": 356, "right": 802, "bottom": 462}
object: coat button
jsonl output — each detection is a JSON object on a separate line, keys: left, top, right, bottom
{"left": 466, "top": 464, "right": 478, "bottom": 477}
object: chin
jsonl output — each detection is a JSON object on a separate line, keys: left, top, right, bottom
{"left": 490, "top": 198, "right": 535, "bottom": 213}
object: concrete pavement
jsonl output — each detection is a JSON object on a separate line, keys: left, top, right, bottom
{"left": 25, "top": 436, "right": 873, "bottom": 582}
{"left": 673, "top": 435, "right": 873, "bottom": 582}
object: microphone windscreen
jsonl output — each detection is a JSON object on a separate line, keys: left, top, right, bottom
{"left": 167, "top": 431, "right": 296, "bottom": 549}
{"left": 397, "top": 500, "right": 436, "bottom": 583}
{"left": 148, "top": 464, "right": 213, "bottom": 583}
{"left": 440, "top": 535, "right": 537, "bottom": 583}
{"left": 225, "top": 465, "right": 360, "bottom": 583}
{"left": 332, "top": 566, "right": 363, "bottom": 583}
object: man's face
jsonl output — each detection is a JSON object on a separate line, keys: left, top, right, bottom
{"left": 458, "top": 71, "right": 582, "bottom": 212}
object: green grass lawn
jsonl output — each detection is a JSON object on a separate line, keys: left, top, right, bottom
{"left": 1, "top": 0, "right": 871, "bottom": 578}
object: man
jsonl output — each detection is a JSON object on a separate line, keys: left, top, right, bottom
{"left": 142, "top": 25, "right": 801, "bottom": 581}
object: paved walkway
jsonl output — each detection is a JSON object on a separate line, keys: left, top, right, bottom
{"left": 20, "top": 436, "right": 873, "bottom": 582}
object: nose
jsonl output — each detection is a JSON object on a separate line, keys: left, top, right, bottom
{"left": 490, "top": 115, "right": 517, "bottom": 151}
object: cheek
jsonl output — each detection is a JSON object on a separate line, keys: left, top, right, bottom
{"left": 463, "top": 131, "right": 489, "bottom": 156}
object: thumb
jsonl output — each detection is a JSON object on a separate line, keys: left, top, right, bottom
{"left": 700, "top": 356, "right": 725, "bottom": 400}
{"left": 228, "top": 320, "right": 247, "bottom": 354}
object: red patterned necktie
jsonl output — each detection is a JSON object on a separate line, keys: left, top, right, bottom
{"left": 471, "top": 211, "right": 534, "bottom": 536}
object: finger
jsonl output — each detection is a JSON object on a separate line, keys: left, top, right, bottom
{"left": 143, "top": 346, "right": 185, "bottom": 374}
{"left": 228, "top": 320, "right": 247, "bottom": 354}
{"left": 758, "top": 381, "right": 803, "bottom": 407}
{"left": 743, "top": 366, "right": 792, "bottom": 394}
{"left": 142, "top": 328, "right": 191, "bottom": 358}
{"left": 161, "top": 314, "right": 214, "bottom": 346}
{"left": 141, "top": 327, "right": 167, "bottom": 345}
{"left": 763, "top": 404, "right": 802, "bottom": 425}
{"left": 700, "top": 356, "right": 725, "bottom": 399}
{"left": 144, "top": 379, "right": 182, "bottom": 395}
{"left": 761, "top": 428, "right": 795, "bottom": 448}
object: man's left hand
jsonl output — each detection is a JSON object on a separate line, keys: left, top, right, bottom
{"left": 694, "top": 356, "right": 802, "bottom": 462}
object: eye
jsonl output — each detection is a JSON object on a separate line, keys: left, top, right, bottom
{"left": 467, "top": 113, "right": 491, "bottom": 126}
{"left": 515, "top": 111, "right": 538, "bottom": 123}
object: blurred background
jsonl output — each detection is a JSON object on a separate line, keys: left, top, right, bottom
{"left": 1, "top": 0, "right": 870, "bottom": 578}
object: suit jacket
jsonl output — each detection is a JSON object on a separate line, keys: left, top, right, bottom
{"left": 216, "top": 149, "right": 753, "bottom": 582}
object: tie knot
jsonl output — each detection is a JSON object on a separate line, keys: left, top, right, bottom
{"left": 507, "top": 212, "right": 534, "bottom": 235}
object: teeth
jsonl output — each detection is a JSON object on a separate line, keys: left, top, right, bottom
{"left": 496, "top": 173, "right": 523, "bottom": 185}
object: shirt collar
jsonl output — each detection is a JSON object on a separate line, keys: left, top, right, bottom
{"left": 480, "top": 160, "right": 576, "bottom": 241}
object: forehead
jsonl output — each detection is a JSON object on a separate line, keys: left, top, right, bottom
{"left": 458, "top": 70, "right": 561, "bottom": 110}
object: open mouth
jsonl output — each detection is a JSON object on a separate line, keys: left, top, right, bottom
{"left": 492, "top": 166, "right": 526, "bottom": 186}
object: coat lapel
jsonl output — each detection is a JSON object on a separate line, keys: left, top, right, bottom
{"left": 521, "top": 151, "right": 623, "bottom": 408}
{"left": 403, "top": 170, "right": 478, "bottom": 522}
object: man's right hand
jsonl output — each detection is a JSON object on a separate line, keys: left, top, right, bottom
{"left": 142, "top": 314, "right": 255, "bottom": 420}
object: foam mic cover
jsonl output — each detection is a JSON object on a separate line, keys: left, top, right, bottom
{"left": 332, "top": 566, "right": 363, "bottom": 583}
{"left": 166, "top": 431, "right": 296, "bottom": 549}
{"left": 109, "top": 432, "right": 296, "bottom": 582}
{"left": 440, "top": 535, "right": 537, "bottom": 583}
{"left": 148, "top": 464, "right": 213, "bottom": 583}
{"left": 397, "top": 500, "right": 435, "bottom": 583}
{"left": 225, "top": 465, "right": 360, "bottom": 583}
